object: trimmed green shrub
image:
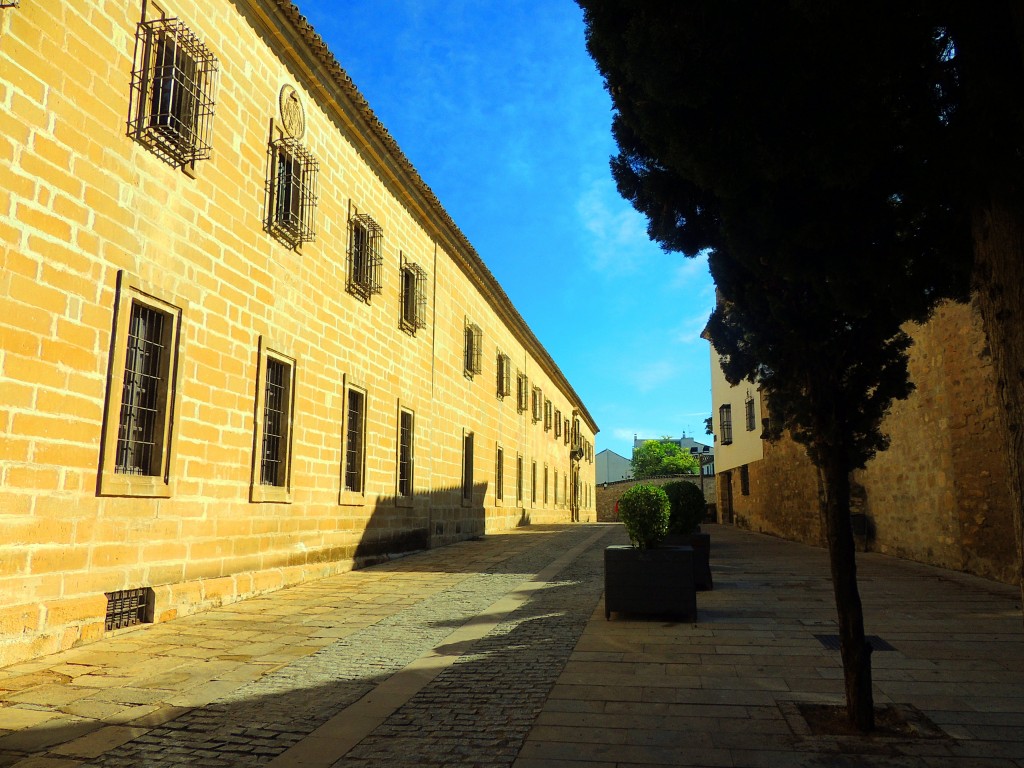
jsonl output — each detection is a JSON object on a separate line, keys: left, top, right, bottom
{"left": 664, "top": 481, "right": 705, "bottom": 535}
{"left": 618, "top": 484, "right": 670, "bottom": 549}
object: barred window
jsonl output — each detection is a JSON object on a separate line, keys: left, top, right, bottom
{"left": 563, "top": 417, "right": 570, "bottom": 445}
{"left": 745, "top": 394, "right": 756, "bottom": 431}
{"left": 129, "top": 17, "right": 218, "bottom": 166}
{"left": 250, "top": 343, "right": 296, "bottom": 502}
{"left": 531, "top": 461, "right": 537, "bottom": 504}
{"left": 543, "top": 465, "right": 549, "bottom": 505}
{"left": 259, "top": 357, "right": 292, "bottom": 488}
{"left": 740, "top": 463, "right": 750, "bottom": 495}
{"left": 495, "top": 446, "right": 504, "bottom": 502}
{"left": 344, "top": 388, "right": 367, "bottom": 493}
{"left": 398, "top": 408, "right": 414, "bottom": 498}
{"left": 462, "top": 431, "right": 474, "bottom": 502}
{"left": 100, "top": 275, "right": 184, "bottom": 499}
{"left": 516, "top": 372, "right": 529, "bottom": 413}
{"left": 719, "top": 404, "right": 733, "bottom": 445}
{"left": 531, "top": 386, "right": 542, "bottom": 423}
{"left": 400, "top": 260, "right": 427, "bottom": 333}
{"left": 516, "top": 454, "right": 523, "bottom": 503}
{"left": 543, "top": 398, "right": 552, "bottom": 431}
{"left": 464, "top": 322, "right": 482, "bottom": 376}
{"left": 496, "top": 353, "right": 512, "bottom": 398}
{"left": 269, "top": 138, "right": 318, "bottom": 246}
{"left": 554, "top": 409, "right": 562, "bottom": 438}
{"left": 348, "top": 214, "right": 383, "bottom": 301}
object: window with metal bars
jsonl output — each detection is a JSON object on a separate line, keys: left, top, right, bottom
{"left": 129, "top": 18, "right": 218, "bottom": 166}
{"left": 531, "top": 461, "right": 537, "bottom": 504}
{"left": 740, "top": 463, "right": 750, "bottom": 495}
{"left": 269, "top": 138, "right": 318, "bottom": 246}
{"left": 464, "top": 322, "right": 482, "bottom": 377}
{"left": 104, "top": 587, "right": 154, "bottom": 631}
{"left": 400, "top": 260, "right": 427, "bottom": 333}
{"left": 516, "top": 454, "right": 523, "bottom": 503}
{"left": 516, "top": 372, "right": 529, "bottom": 413}
{"left": 543, "top": 465, "right": 549, "bottom": 505}
{"left": 462, "top": 431, "right": 474, "bottom": 502}
{"left": 543, "top": 398, "right": 553, "bottom": 431}
{"left": 348, "top": 214, "right": 383, "bottom": 301}
{"left": 496, "top": 353, "right": 512, "bottom": 398}
{"left": 115, "top": 302, "right": 170, "bottom": 476}
{"left": 398, "top": 409, "right": 414, "bottom": 498}
{"left": 554, "top": 469, "right": 559, "bottom": 506}
{"left": 745, "top": 394, "right": 756, "bottom": 431}
{"left": 495, "top": 446, "right": 504, "bottom": 502}
{"left": 719, "top": 404, "right": 733, "bottom": 445}
{"left": 260, "top": 357, "right": 291, "bottom": 487}
{"left": 531, "top": 386, "right": 542, "bottom": 423}
{"left": 554, "top": 409, "right": 562, "bottom": 438}
{"left": 563, "top": 417, "right": 570, "bottom": 445}
{"left": 345, "top": 388, "right": 366, "bottom": 493}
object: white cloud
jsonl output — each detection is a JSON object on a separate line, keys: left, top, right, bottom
{"left": 674, "top": 312, "right": 712, "bottom": 346}
{"left": 629, "top": 359, "right": 678, "bottom": 393}
{"left": 575, "top": 177, "right": 654, "bottom": 276}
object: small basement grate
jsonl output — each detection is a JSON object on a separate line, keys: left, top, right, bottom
{"left": 815, "top": 634, "right": 895, "bottom": 652}
{"left": 105, "top": 587, "right": 155, "bottom": 631}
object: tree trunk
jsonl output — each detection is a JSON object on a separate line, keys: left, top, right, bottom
{"left": 819, "top": 451, "right": 875, "bottom": 730}
{"left": 971, "top": 192, "right": 1024, "bottom": 613}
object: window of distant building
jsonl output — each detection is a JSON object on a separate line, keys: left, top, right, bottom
{"left": 99, "top": 273, "right": 185, "bottom": 498}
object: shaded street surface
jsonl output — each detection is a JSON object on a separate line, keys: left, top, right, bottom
{"left": 0, "top": 523, "right": 1022, "bottom": 767}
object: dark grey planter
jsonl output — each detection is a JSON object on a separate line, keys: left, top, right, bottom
{"left": 604, "top": 545, "right": 697, "bottom": 620}
{"left": 662, "top": 531, "right": 713, "bottom": 591}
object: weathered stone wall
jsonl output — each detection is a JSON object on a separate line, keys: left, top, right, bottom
{"left": 596, "top": 475, "right": 716, "bottom": 523}
{"left": 714, "top": 300, "right": 1018, "bottom": 585}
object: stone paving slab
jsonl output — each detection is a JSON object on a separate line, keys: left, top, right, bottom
{"left": 0, "top": 523, "right": 1022, "bottom": 768}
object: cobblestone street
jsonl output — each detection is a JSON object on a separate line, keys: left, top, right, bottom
{"left": 2, "top": 523, "right": 1023, "bottom": 767}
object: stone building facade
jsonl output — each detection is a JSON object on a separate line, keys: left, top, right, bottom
{"left": 0, "top": 1, "right": 597, "bottom": 667}
{"left": 711, "top": 300, "right": 1018, "bottom": 585}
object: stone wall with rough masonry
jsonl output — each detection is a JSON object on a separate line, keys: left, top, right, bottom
{"left": 0, "top": 1, "right": 597, "bottom": 667}
{"left": 596, "top": 475, "right": 716, "bottom": 523}
{"left": 716, "top": 300, "right": 1018, "bottom": 585}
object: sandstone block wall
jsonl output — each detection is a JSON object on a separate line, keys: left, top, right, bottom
{"left": 0, "top": 1, "right": 597, "bottom": 667}
{"left": 596, "top": 475, "right": 716, "bottom": 523}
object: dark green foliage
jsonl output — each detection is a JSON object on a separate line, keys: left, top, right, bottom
{"left": 664, "top": 481, "right": 705, "bottom": 536}
{"left": 618, "top": 484, "right": 669, "bottom": 549}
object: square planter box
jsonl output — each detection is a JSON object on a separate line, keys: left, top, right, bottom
{"left": 662, "top": 531, "right": 713, "bottom": 590}
{"left": 604, "top": 544, "right": 697, "bottom": 620}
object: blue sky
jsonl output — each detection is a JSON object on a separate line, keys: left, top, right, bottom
{"left": 294, "top": 0, "right": 716, "bottom": 459}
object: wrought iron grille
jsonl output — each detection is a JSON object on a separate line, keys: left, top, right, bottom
{"left": 496, "top": 353, "right": 512, "bottom": 397}
{"left": 105, "top": 587, "right": 154, "bottom": 631}
{"left": 260, "top": 357, "right": 290, "bottom": 487}
{"left": 544, "top": 399, "right": 553, "bottom": 431}
{"left": 464, "top": 322, "right": 482, "bottom": 376}
{"left": 495, "top": 447, "right": 504, "bottom": 501}
{"left": 347, "top": 214, "right": 383, "bottom": 300}
{"left": 462, "top": 432, "right": 474, "bottom": 500}
{"left": 269, "top": 138, "right": 318, "bottom": 245}
{"left": 554, "top": 409, "right": 562, "bottom": 438}
{"left": 398, "top": 409, "right": 413, "bottom": 497}
{"left": 400, "top": 261, "right": 427, "bottom": 332}
{"left": 531, "top": 386, "right": 542, "bottom": 422}
{"left": 345, "top": 389, "right": 366, "bottom": 492}
{"left": 719, "top": 404, "right": 733, "bottom": 445}
{"left": 745, "top": 394, "right": 756, "bottom": 431}
{"left": 516, "top": 372, "right": 529, "bottom": 413}
{"left": 129, "top": 18, "right": 218, "bottom": 166}
{"left": 116, "top": 302, "right": 167, "bottom": 476}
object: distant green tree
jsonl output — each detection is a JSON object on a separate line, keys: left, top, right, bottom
{"left": 631, "top": 439, "right": 699, "bottom": 479}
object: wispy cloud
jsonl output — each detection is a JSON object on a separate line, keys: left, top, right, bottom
{"left": 629, "top": 359, "right": 678, "bottom": 393}
{"left": 575, "top": 177, "right": 654, "bottom": 276}
{"left": 674, "top": 312, "right": 712, "bottom": 345}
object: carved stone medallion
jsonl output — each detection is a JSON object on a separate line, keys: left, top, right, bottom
{"left": 279, "top": 85, "right": 305, "bottom": 139}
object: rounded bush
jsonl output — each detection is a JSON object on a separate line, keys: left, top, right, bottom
{"left": 664, "top": 481, "right": 706, "bottom": 536}
{"left": 618, "top": 484, "right": 670, "bottom": 549}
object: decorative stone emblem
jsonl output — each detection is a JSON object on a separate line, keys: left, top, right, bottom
{"left": 279, "top": 85, "right": 305, "bottom": 139}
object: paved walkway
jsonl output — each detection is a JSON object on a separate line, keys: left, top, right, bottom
{"left": 0, "top": 524, "right": 1021, "bottom": 767}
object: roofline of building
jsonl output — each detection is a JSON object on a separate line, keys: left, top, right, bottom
{"left": 243, "top": 1, "right": 598, "bottom": 435}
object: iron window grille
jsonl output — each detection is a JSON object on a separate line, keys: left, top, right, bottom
{"left": 464, "top": 322, "right": 483, "bottom": 376}
{"left": 400, "top": 260, "right": 427, "bottom": 333}
{"left": 531, "top": 461, "right": 537, "bottom": 503}
{"left": 345, "top": 388, "right": 366, "bottom": 493}
{"left": 347, "top": 214, "right": 383, "bottom": 301}
{"left": 564, "top": 418, "right": 570, "bottom": 445}
{"left": 268, "top": 137, "right": 318, "bottom": 246}
{"left": 116, "top": 302, "right": 172, "bottom": 477}
{"left": 462, "top": 432, "right": 474, "bottom": 501}
{"left": 496, "top": 353, "right": 512, "bottom": 398}
{"left": 260, "top": 357, "right": 292, "bottom": 487}
{"left": 554, "top": 409, "right": 562, "bottom": 438}
{"left": 740, "top": 464, "right": 750, "bottom": 495}
{"left": 516, "top": 455, "right": 523, "bottom": 503}
{"left": 398, "top": 409, "right": 414, "bottom": 498}
{"left": 516, "top": 372, "right": 529, "bottom": 413}
{"left": 543, "top": 465, "right": 549, "bottom": 504}
{"left": 719, "top": 404, "right": 733, "bottom": 445}
{"left": 129, "top": 18, "right": 218, "bottom": 166}
{"left": 543, "top": 399, "right": 553, "bottom": 431}
{"left": 104, "top": 587, "right": 154, "bottom": 631}
{"left": 496, "top": 447, "right": 504, "bottom": 501}
{"left": 531, "top": 386, "right": 542, "bottom": 423}
{"left": 745, "top": 393, "right": 756, "bottom": 431}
